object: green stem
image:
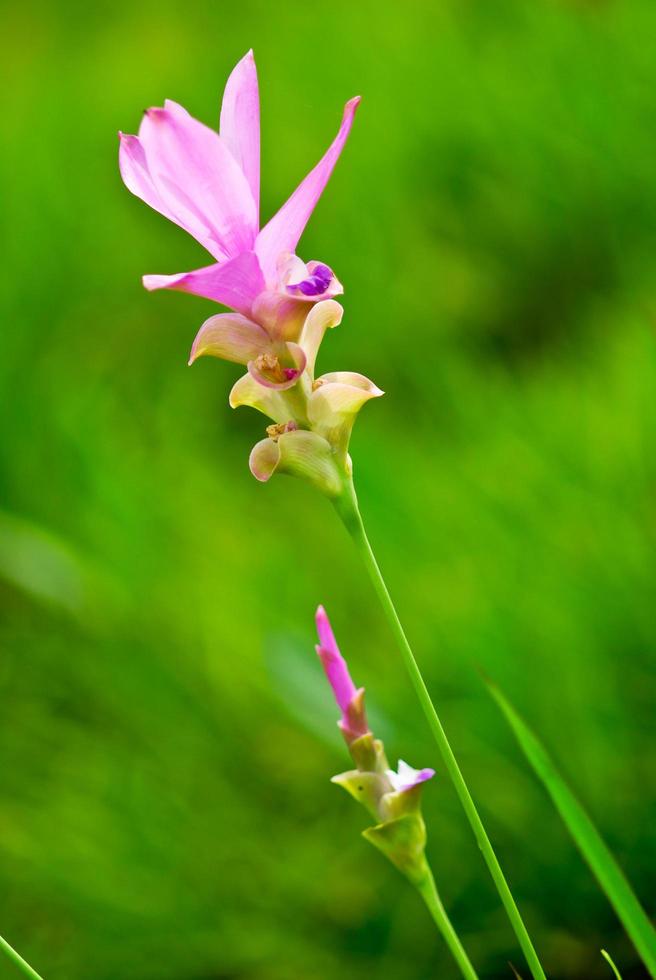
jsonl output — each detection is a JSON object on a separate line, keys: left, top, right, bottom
{"left": 416, "top": 864, "right": 479, "bottom": 980}
{"left": 0, "top": 934, "right": 44, "bottom": 980}
{"left": 334, "top": 480, "right": 546, "bottom": 980}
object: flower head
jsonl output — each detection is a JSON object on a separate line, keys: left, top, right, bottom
{"left": 314, "top": 607, "right": 435, "bottom": 882}
{"left": 120, "top": 53, "right": 381, "bottom": 493}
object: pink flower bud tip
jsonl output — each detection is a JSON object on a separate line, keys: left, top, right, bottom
{"left": 315, "top": 606, "right": 369, "bottom": 742}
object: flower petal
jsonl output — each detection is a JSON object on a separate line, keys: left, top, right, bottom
{"left": 121, "top": 128, "right": 226, "bottom": 260}
{"left": 254, "top": 96, "right": 361, "bottom": 282}
{"left": 220, "top": 50, "right": 260, "bottom": 223}
{"left": 229, "top": 373, "right": 292, "bottom": 423}
{"left": 189, "top": 312, "right": 270, "bottom": 366}
{"left": 298, "top": 300, "right": 343, "bottom": 379}
{"left": 143, "top": 251, "right": 266, "bottom": 314}
{"left": 387, "top": 761, "right": 435, "bottom": 793}
{"left": 119, "top": 133, "right": 177, "bottom": 222}
{"left": 137, "top": 102, "right": 257, "bottom": 259}
{"left": 250, "top": 292, "right": 309, "bottom": 343}
{"left": 277, "top": 252, "right": 310, "bottom": 287}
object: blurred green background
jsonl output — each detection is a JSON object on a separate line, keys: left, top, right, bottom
{"left": 1, "top": 0, "right": 655, "bottom": 977}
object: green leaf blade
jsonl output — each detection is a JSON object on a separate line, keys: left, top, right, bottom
{"left": 488, "top": 684, "right": 656, "bottom": 977}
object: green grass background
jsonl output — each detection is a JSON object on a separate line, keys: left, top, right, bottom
{"left": 1, "top": 0, "right": 655, "bottom": 976}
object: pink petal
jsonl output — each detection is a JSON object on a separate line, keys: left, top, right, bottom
{"left": 255, "top": 97, "right": 361, "bottom": 282}
{"left": 120, "top": 128, "right": 227, "bottom": 262}
{"left": 121, "top": 128, "right": 224, "bottom": 260}
{"left": 250, "top": 292, "right": 309, "bottom": 343}
{"left": 142, "top": 251, "right": 265, "bottom": 314}
{"left": 189, "top": 313, "right": 270, "bottom": 366}
{"left": 137, "top": 102, "right": 257, "bottom": 260}
{"left": 315, "top": 606, "right": 357, "bottom": 712}
{"left": 316, "top": 604, "right": 339, "bottom": 655}
{"left": 220, "top": 50, "right": 260, "bottom": 224}
{"left": 119, "top": 133, "right": 177, "bottom": 223}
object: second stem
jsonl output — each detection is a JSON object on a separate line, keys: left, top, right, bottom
{"left": 334, "top": 480, "right": 546, "bottom": 980}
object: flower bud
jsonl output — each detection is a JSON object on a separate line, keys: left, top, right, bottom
{"left": 314, "top": 608, "right": 435, "bottom": 883}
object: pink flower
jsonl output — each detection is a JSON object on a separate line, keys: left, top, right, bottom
{"left": 119, "top": 51, "right": 359, "bottom": 334}
{"left": 120, "top": 53, "right": 380, "bottom": 492}
{"left": 315, "top": 605, "right": 369, "bottom": 745}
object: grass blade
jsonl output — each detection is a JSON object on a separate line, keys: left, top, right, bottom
{"left": 0, "top": 934, "right": 45, "bottom": 979}
{"left": 601, "top": 948, "right": 623, "bottom": 979}
{"left": 488, "top": 683, "right": 656, "bottom": 977}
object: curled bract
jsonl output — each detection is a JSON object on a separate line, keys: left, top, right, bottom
{"left": 249, "top": 429, "right": 343, "bottom": 497}
{"left": 219, "top": 299, "right": 383, "bottom": 493}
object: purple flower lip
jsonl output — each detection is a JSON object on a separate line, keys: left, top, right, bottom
{"left": 386, "top": 761, "right": 436, "bottom": 793}
{"left": 287, "top": 263, "right": 334, "bottom": 297}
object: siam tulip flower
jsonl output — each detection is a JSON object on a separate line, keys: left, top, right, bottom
{"left": 314, "top": 606, "right": 435, "bottom": 884}
{"left": 119, "top": 56, "right": 535, "bottom": 980}
{"left": 119, "top": 51, "right": 381, "bottom": 495}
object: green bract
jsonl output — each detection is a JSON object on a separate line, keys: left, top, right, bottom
{"left": 227, "top": 300, "right": 383, "bottom": 494}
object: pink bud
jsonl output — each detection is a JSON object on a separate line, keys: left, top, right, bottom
{"left": 315, "top": 606, "right": 369, "bottom": 745}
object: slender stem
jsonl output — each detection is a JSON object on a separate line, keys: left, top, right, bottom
{"left": 601, "top": 949, "right": 623, "bottom": 980}
{"left": 0, "top": 935, "right": 45, "bottom": 980}
{"left": 334, "top": 480, "right": 547, "bottom": 980}
{"left": 415, "top": 865, "right": 479, "bottom": 980}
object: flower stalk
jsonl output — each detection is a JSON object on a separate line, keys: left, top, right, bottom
{"left": 315, "top": 608, "right": 478, "bottom": 980}
{"left": 333, "top": 478, "right": 547, "bottom": 980}
{"left": 119, "top": 51, "right": 547, "bottom": 979}
{"left": 415, "top": 867, "right": 478, "bottom": 980}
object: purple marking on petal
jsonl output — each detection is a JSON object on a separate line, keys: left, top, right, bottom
{"left": 286, "top": 263, "right": 334, "bottom": 298}
{"left": 284, "top": 367, "right": 300, "bottom": 380}
{"left": 312, "top": 263, "right": 332, "bottom": 282}
{"left": 413, "top": 767, "right": 436, "bottom": 785}
{"left": 386, "top": 760, "right": 436, "bottom": 793}
{"left": 298, "top": 276, "right": 325, "bottom": 296}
